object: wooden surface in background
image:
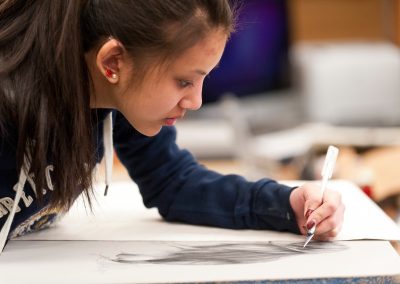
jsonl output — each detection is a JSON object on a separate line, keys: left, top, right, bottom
{"left": 394, "top": 0, "right": 400, "bottom": 45}
{"left": 288, "top": 0, "right": 396, "bottom": 43}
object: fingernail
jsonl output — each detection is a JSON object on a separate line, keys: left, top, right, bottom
{"left": 305, "top": 209, "right": 314, "bottom": 219}
{"left": 306, "top": 219, "right": 316, "bottom": 230}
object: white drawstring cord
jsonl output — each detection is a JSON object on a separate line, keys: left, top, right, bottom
{"left": 0, "top": 157, "right": 29, "bottom": 253}
{"left": 103, "top": 112, "right": 113, "bottom": 196}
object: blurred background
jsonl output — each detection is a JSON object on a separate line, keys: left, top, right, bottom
{"left": 175, "top": 0, "right": 400, "bottom": 229}
{"left": 114, "top": 0, "right": 400, "bottom": 244}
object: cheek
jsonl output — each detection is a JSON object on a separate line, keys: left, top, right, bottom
{"left": 118, "top": 80, "right": 181, "bottom": 116}
{"left": 126, "top": 93, "right": 173, "bottom": 119}
{"left": 149, "top": 87, "right": 182, "bottom": 111}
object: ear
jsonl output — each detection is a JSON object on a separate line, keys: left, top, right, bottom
{"left": 96, "top": 38, "right": 125, "bottom": 84}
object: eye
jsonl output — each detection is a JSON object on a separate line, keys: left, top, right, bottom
{"left": 178, "top": 79, "right": 193, "bottom": 88}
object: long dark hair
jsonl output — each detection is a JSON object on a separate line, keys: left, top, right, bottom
{"left": 0, "top": 0, "right": 236, "bottom": 210}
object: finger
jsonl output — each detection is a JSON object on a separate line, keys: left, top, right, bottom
{"left": 314, "top": 221, "right": 344, "bottom": 241}
{"left": 315, "top": 203, "right": 345, "bottom": 237}
{"left": 300, "top": 208, "right": 315, "bottom": 235}
{"left": 305, "top": 189, "right": 342, "bottom": 227}
{"left": 302, "top": 182, "right": 324, "bottom": 217}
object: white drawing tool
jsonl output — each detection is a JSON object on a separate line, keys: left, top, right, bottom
{"left": 303, "top": 145, "right": 339, "bottom": 248}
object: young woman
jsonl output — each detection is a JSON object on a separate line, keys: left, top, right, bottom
{"left": 0, "top": 0, "right": 344, "bottom": 251}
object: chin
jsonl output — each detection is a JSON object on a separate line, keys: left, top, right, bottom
{"left": 137, "top": 126, "right": 162, "bottom": 137}
{"left": 124, "top": 116, "right": 163, "bottom": 137}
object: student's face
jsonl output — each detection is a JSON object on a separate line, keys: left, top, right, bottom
{"left": 116, "top": 30, "right": 227, "bottom": 136}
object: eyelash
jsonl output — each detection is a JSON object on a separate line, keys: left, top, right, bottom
{"left": 178, "top": 79, "right": 194, "bottom": 88}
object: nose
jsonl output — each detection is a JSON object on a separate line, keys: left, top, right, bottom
{"left": 179, "top": 87, "right": 203, "bottom": 111}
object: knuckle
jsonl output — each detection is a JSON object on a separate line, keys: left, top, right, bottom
{"left": 331, "top": 230, "right": 339, "bottom": 237}
{"left": 314, "top": 211, "right": 324, "bottom": 223}
{"left": 325, "top": 218, "right": 337, "bottom": 230}
{"left": 325, "top": 201, "right": 337, "bottom": 213}
{"left": 328, "top": 228, "right": 339, "bottom": 237}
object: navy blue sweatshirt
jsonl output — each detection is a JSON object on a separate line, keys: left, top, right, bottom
{"left": 0, "top": 109, "right": 299, "bottom": 239}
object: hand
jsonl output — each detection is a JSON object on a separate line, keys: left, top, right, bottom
{"left": 289, "top": 182, "right": 345, "bottom": 240}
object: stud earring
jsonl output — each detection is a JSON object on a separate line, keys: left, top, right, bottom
{"left": 105, "top": 69, "right": 117, "bottom": 79}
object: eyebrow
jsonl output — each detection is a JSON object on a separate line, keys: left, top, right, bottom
{"left": 194, "top": 69, "right": 207, "bottom": 75}
{"left": 193, "top": 63, "right": 220, "bottom": 76}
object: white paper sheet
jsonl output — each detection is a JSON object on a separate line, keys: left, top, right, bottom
{"left": 1, "top": 240, "right": 399, "bottom": 284}
{"left": 3, "top": 180, "right": 400, "bottom": 283}
{"left": 15, "top": 180, "right": 400, "bottom": 242}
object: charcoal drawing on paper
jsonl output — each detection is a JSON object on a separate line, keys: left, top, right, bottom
{"left": 106, "top": 241, "right": 348, "bottom": 265}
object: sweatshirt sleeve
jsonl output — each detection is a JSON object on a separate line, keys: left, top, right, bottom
{"left": 113, "top": 112, "right": 300, "bottom": 234}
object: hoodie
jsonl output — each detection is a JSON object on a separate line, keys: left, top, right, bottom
{"left": 0, "top": 109, "right": 300, "bottom": 251}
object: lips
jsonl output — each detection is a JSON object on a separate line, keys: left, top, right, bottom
{"left": 165, "top": 118, "right": 177, "bottom": 126}
{"left": 164, "top": 114, "right": 184, "bottom": 126}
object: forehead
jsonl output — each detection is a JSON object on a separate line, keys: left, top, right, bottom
{"left": 169, "top": 29, "right": 228, "bottom": 72}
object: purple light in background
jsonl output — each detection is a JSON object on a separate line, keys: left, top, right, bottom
{"left": 203, "top": 0, "right": 290, "bottom": 103}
